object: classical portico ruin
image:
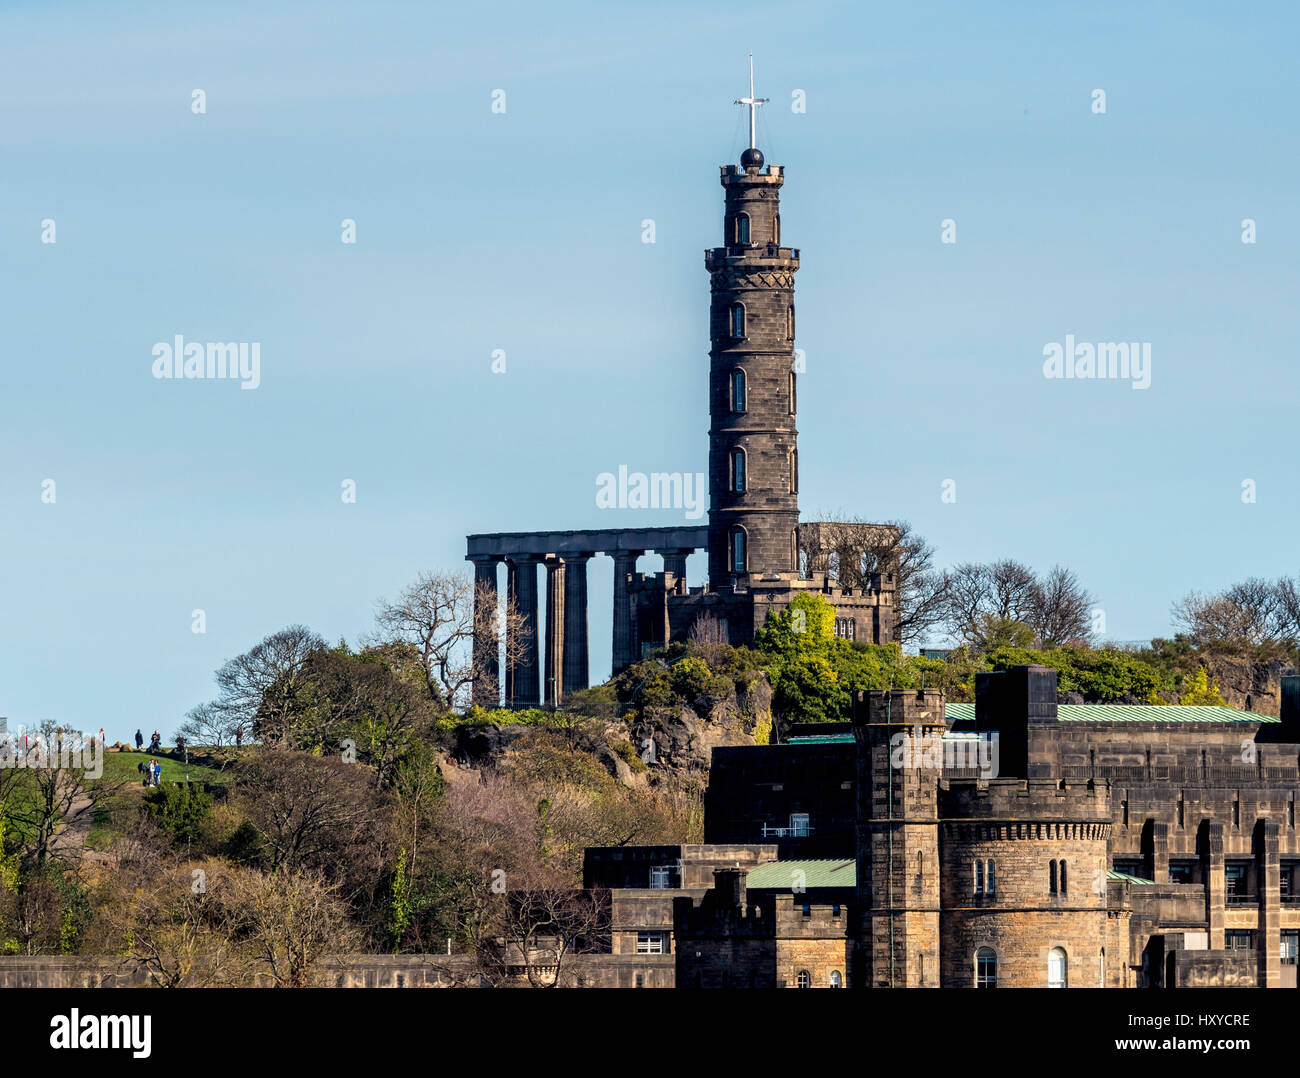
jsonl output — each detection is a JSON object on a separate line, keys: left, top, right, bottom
{"left": 466, "top": 527, "right": 707, "bottom": 708}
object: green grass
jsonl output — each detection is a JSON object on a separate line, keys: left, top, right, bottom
{"left": 85, "top": 750, "right": 232, "bottom": 849}
{"left": 93, "top": 749, "right": 228, "bottom": 788}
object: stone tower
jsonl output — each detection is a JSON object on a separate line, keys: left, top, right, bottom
{"left": 852, "top": 689, "right": 946, "bottom": 988}
{"left": 705, "top": 142, "right": 801, "bottom": 588}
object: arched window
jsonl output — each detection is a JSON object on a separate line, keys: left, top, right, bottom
{"left": 730, "top": 447, "right": 746, "bottom": 492}
{"left": 788, "top": 371, "right": 797, "bottom": 414}
{"left": 1049, "top": 860, "right": 1057, "bottom": 894}
{"left": 1100, "top": 948, "right": 1106, "bottom": 988}
{"left": 1060, "top": 861, "right": 1067, "bottom": 895}
{"left": 730, "top": 368, "right": 746, "bottom": 412}
{"left": 795, "top": 969, "right": 811, "bottom": 989}
{"left": 730, "top": 303, "right": 746, "bottom": 338}
{"left": 791, "top": 529, "right": 798, "bottom": 572}
{"left": 1048, "top": 947, "right": 1067, "bottom": 988}
{"left": 730, "top": 528, "right": 747, "bottom": 574}
{"left": 829, "top": 970, "right": 842, "bottom": 988}
{"left": 976, "top": 947, "right": 997, "bottom": 988}
{"left": 790, "top": 449, "right": 798, "bottom": 493}
{"left": 985, "top": 859, "right": 995, "bottom": 896}
{"left": 849, "top": 618, "right": 856, "bottom": 641}
{"left": 787, "top": 305, "right": 794, "bottom": 340}
{"left": 736, "top": 213, "right": 750, "bottom": 245}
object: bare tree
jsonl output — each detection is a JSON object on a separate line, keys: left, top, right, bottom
{"left": 232, "top": 749, "right": 391, "bottom": 884}
{"left": 1173, "top": 576, "right": 1299, "bottom": 649}
{"left": 221, "top": 865, "right": 361, "bottom": 988}
{"left": 178, "top": 702, "right": 237, "bottom": 754}
{"left": 799, "top": 518, "right": 949, "bottom": 645}
{"left": 941, "top": 560, "right": 1094, "bottom": 650}
{"left": 1030, "top": 565, "right": 1095, "bottom": 647}
{"left": 104, "top": 857, "right": 251, "bottom": 988}
{"left": 204, "top": 625, "right": 325, "bottom": 745}
{"left": 0, "top": 721, "right": 126, "bottom": 869}
{"left": 374, "top": 570, "right": 529, "bottom": 711}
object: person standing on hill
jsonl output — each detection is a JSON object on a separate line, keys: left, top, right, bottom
{"left": 135, "top": 729, "right": 143, "bottom": 751}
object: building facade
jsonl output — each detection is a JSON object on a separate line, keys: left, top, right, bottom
{"left": 582, "top": 668, "right": 1300, "bottom": 988}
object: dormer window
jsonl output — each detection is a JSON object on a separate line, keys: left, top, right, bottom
{"left": 730, "top": 303, "right": 746, "bottom": 338}
{"left": 731, "top": 369, "right": 747, "bottom": 412}
{"left": 736, "top": 213, "right": 750, "bottom": 244}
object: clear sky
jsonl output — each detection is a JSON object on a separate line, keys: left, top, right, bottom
{"left": 2, "top": 1, "right": 1297, "bottom": 741}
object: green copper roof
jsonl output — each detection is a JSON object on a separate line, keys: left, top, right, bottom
{"left": 786, "top": 734, "right": 854, "bottom": 744}
{"left": 1107, "top": 869, "right": 1156, "bottom": 885}
{"left": 745, "top": 859, "right": 856, "bottom": 890}
{"left": 944, "top": 702, "right": 1274, "bottom": 724}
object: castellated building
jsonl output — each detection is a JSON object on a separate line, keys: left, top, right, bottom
{"left": 465, "top": 116, "right": 1300, "bottom": 988}
{"left": 582, "top": 669, "right": 1300, "bottom": 988}
{"left": 466, "top": 139, "right": 895, "bottom": 709}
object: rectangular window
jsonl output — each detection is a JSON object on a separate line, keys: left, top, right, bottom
{"left": 1282, "top": 931, "right": 1299, "bottom": 966}
{"left": 1281, "top": 862, "right": 1298, "bottom": 900}
{"left": 1168, "top": 860, "right": 1195, "bottom": 884}
{"left": 986, "top": 860, "right": 995, "bottom": 896}
{"left": 1225, "top": 862, "right": 1249, "bottom": 897}
{"left": 789, "top": 813, "right": 810, "bottom": 837}
{"left": 1225, "top": 930, "right": 1254, "bottom": 951}
{"left": 648, "top": 866, "right": 671, "bottom": 890}
{"left": 974, "top": 860, "right": 984, "bottom": 894}
{"left": 636, "top": 932, "right": 666, "bottom": 955}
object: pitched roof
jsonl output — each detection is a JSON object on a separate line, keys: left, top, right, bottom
{"left": 745, "top": 859, "right": 855, "bottom": 890}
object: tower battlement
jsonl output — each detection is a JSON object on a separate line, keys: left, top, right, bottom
{"left": 940, "top": 777, "right": 1113, "bottom": 821}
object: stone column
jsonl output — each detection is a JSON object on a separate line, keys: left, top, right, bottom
{"left": 507, "top": 558, "right": 540, "bottom": 707}
{"left": 1199, "top": 819, "right": 1225, "bottom": 950}
{"left": 544, "top": 557, "right": 566, "bottom": 709}
{"left": 611, "top": 550, "right": 642, "bottom": 672}
{"left": 1255, "top": 818, "right": 1281, "bottom": 988}
{"left": 470, "top": 558, "right": 501, "bottom": 707}
{"left": 662, "top": 549, "right": 690, "bottom": 595}
{"left": 1141, "top": 819, "right": 1169, "bottom": 883}
{"left": 561, "top": 554, "right": 591, "bottom": 696}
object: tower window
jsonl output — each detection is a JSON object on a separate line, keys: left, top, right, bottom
{"left": 829, "top": 969, "right": 842, "bottom": 988}
{"left": 795, "top": 969, "right": 810, "bottom": 989}
{"left": 730, "top": 302, "right": 746, "bottom": 338}
{"left": 976, "top": 947, "right": 997, "bottom": 988}
{"left": 787, "top": 305, "right": 794, "bottom": 340}
{"left": 788, "top": 371, "right": 796, "bottom": 414}
{"left": 730, "top": 527, "right": 747, "bottom": 574}
{"left": 790, "top": 449, "right": 798, "bottom": 493}
{"left": 730, "top": 447, "right": 746, "bottom": 492}
{"left": 731, "top": 368, "right": 746, "bottom": 412}
{"left": 1049, "top": 860, "right": 1057, "bottom": 895}
{"left": 1048, "top": 947, "right": 1067, "bottom": 988}
{"left": 736, "top": 213, "right": 750, "bottom": 245}
{"left": 774, "top": 214, "right": 780, "bottom": 246}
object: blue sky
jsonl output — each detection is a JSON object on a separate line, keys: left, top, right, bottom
{"left": 2, "top": 1, "right": 1297, "bottom": 740}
